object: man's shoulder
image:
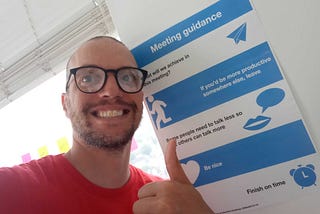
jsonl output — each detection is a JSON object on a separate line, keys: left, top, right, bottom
{"left": 0, "top": 154, "right": 64, "bottom": 182}
{"left": 0, "top": 154, "right": 68, "bottom": 211}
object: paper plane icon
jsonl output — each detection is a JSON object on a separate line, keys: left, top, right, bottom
{"left": 227, "top": 23, "right": 247, "bottom": 44}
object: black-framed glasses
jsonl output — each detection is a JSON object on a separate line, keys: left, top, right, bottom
{"left": 66, "top": 65, "right": 148, "bottom": 94}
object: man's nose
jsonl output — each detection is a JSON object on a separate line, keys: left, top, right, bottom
{"left": 98, "top": 74, "right": 122, "bottom": 98}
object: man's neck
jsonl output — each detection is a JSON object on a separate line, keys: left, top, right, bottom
{"left": 64, "top": 140, "right": 131, "bottom": 189}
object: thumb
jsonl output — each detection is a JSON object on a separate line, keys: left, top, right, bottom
{"left": 165, "top": 139, "right": 191, "bottom": 184}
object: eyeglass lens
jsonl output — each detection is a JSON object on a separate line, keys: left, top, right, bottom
{"left": 75, "top": 67, "right": 145, "bottom": 93}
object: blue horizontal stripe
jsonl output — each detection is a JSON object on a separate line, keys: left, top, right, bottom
{"left": 180, "top": 120, "right": 316, "bottom": 187}
{"left": 132, "top": 0, "right": 253, "bottom": 67}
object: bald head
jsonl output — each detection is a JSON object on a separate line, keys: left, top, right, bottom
{"left": 66, "top": 36, "right": 136, "bottom": 78}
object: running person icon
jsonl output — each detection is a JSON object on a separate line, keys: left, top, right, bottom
{"left": 147, "top": 95, "right": 172, "bottom": 129}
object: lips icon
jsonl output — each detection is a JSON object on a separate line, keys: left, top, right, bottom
{"left": 243, "top": 115, "right": 271, "bottom": 130}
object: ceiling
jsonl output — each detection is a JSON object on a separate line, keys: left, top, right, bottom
{"left": 0, "top": 0, "right": 117, "bottom": 109}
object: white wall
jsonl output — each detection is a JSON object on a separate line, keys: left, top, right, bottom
{"left": 252, "top": 0, "right": 320, "bottom": 148}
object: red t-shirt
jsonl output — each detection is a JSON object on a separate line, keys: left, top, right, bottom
{"left": 0, "top": 154, "right": 162, "bottom": 214}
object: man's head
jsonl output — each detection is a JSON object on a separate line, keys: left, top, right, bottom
{"left": 62, "top": 36, "right": 145, "bottom": 152}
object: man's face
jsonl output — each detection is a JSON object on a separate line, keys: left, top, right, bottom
{"left": 62, "top": 39, "right": 144, "bottom": 151}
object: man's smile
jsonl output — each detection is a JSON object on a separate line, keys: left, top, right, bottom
{"left": 94, "top": 109, "right": 130, "bottom": 118}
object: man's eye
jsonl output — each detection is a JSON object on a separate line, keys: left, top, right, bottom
{"left": 121, "top": 74, "right": 134, "bottom": 82}
{"left": 82, "top": 75, "right": 93, "bottom": 83}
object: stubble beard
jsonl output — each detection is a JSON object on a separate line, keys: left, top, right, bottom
{"left": 69, "top": 100, "right": 142, "bottom": 152}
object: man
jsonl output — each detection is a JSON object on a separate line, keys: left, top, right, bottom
{"left": 0, "top": 36, "right": 213, "bottom": 213}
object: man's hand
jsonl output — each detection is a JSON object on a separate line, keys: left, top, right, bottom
{"left": 133, "top": 139, "right": 214, "bottom": 214}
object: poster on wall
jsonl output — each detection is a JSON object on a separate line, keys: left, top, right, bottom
{"left": 107, "top": 0, "right": 320, "bottom": 213}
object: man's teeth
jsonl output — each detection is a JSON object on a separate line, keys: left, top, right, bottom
{"left": 97, "top": 110, "right": 123, "bottom": 118}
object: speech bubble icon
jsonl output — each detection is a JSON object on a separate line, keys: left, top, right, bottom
{"left": 256, "top": 88, "right": 285, "bottom": 113}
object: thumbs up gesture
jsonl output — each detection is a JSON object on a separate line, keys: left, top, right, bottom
{"left": 133, "top": 139, "right": 214, "bottom": 214}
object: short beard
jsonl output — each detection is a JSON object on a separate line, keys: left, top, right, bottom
{"left": 78, "top": 123, "right": 136, "bottom": 152}
{"left": 68, "top": 98, "right": 141, "bottom": 152}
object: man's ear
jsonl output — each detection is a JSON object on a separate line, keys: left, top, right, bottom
{"left": 61, "top": 92, "right": 69, "bottom": 118}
